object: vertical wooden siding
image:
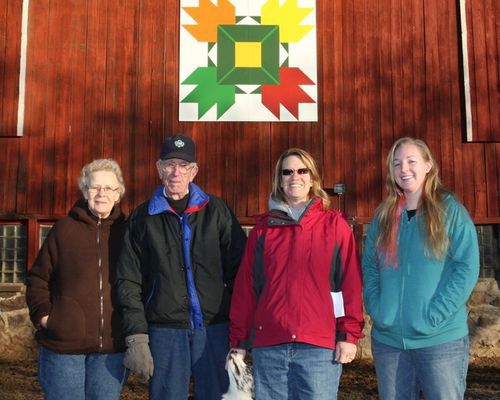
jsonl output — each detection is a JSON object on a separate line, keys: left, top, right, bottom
{"left": 0, "top": 0, "right": 498, "bottom": 223}
{"left": 0, "top": 0, "right": 22, "bottom": 136}
{"left": 466, "top": 0, "right": 499, "bottom": 142}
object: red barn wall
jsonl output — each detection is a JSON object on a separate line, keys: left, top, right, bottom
{"left": 0, "top": 0, "right": 498, "bottom": 229}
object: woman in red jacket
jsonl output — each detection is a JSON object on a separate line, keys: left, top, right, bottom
{"left": 26, "top": 158, "right": 128, "bottom": 400}
{"left": 229, "top": 148, "right": 364, "bottom": 399}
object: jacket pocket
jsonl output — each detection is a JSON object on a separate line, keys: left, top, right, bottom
{"left": 372, "top": 310, "right": 393, "bottom": 330}
{"left": 405, "top": 303, "right": 437, "bottom": 336}
{"left": 45, "top": 296, "right": 86, "bottom": 341}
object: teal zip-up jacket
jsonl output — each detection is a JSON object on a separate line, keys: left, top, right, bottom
{"left": 362, "top": 193, "right": 479, "bottom": 350}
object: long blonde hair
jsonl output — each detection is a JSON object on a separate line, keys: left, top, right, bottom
{"left": 271, "top": 148, "right": 330, "bottom": 210}
{"left": 376, "top": 137, "right": 449, "bottom": 263}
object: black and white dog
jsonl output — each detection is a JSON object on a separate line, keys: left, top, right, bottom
{"left": 222, "top": 350, "right": 254, "bottom": 400}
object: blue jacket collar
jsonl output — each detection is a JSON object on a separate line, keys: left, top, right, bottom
{"left": 148, "top": 182, "right": 209, "bottom": 216}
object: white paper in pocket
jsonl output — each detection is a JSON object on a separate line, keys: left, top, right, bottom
{"left": 331, "top": 291, "right": 345, "bottom": 318}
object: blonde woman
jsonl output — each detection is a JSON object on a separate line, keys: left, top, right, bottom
{"left": 229, "top": 148, "right": 364, "bottom": 399}
{"left": 362, "top": 137, "right": 479, "bottom": 400}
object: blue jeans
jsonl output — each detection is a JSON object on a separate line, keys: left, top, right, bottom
{"left": 371, "top": 336, "right": 469, "bottom": 400}
{"left": 38, "top": 346, "right": 127, "bottom": 400}
{"left": 252, "top": 343, "right": 342, "bottom": 400}
{"left": 148, "top": 322, "right": 229, "bottom": 400}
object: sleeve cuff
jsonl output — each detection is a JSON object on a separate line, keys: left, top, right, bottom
{"left": 336, "top": 332, "right": 359, "bottom": 344}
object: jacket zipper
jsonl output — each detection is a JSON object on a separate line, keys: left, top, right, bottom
{"left": 399, "top": 214, "right": 409, "bottom": 349}
{"left": 97, "top": 219, "right": 104, "bottom": 350}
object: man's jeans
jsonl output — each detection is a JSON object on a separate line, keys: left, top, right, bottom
{"left": 253, "top": 343, "right": 342, "bottom": 400}
{"left": 38, "top": 346, "right": 127, "bottom": 400}
{"left": 372, "top": 336, "right": 469, "bottom": 400}
{"left": 148, "top": 322, "right": 229, "bottom": 400}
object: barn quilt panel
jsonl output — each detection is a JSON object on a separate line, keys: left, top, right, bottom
{"left": 179, "top": 0, "right": 317, "bottom": 121}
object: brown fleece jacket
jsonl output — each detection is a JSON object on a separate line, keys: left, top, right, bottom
{"left": 26, "top": 199, "right": 127, "bottom": 354}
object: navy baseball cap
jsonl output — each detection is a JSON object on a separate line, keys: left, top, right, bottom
{"left": 160, "top": 134, "right": 196, "bottom": 162}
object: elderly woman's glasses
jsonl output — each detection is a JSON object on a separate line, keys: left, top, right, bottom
{"left": 87, "top": 185, "right": 119, "bottom": 195}
{"left": 161, "top": 161, "right": 194, "bottom": 175}
{"left": 282, "top": 168, "right": 310, "bottom": 176}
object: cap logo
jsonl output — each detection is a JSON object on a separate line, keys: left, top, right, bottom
{"left": 174, "top": 139, "right": 185, "bottom": 148}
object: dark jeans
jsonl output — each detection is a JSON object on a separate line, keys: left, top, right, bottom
{"left": 148, "top": 322, "right": 230, "bottom": 400}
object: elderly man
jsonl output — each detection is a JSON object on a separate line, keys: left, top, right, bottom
{"left": 116, "top": 134, "right": 246, "bottom": 399}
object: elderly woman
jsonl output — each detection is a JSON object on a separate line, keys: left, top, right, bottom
{"left": 26, "top": 159, "right": 128, "bottom": 400}
{"left": 229, "top": 148, "right": 365, "bottom": 399}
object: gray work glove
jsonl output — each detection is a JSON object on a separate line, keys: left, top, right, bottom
{"left": 123, "top": 334, "right": 154, "bottom": 380}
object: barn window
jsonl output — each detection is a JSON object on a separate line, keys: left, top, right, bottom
{"left": 38, "top": 224, "right": 53, "bottom": 248}
{"left": 0, "top": 223, "right": 26, "bottom": 284}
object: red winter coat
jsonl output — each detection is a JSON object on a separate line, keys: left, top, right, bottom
{"left": 230, "top": 198, "right": 364, "bottom": 350}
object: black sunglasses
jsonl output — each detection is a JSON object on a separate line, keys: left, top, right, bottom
{"left": 281, "top": 168, "right": 310, "bottom": 176}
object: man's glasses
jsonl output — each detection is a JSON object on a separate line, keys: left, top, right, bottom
{"left": 161, "top": 161, "right": 195, "bottom": 175}
{"left": 281, "top": 168, "right": 310, "bottom": 176}
{"left": 87, "top": 185, "right": 119, "bottom": 195}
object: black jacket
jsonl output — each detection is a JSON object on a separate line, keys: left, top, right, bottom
{"left": 115, "top": 183, "right": 247, "bottom": 335}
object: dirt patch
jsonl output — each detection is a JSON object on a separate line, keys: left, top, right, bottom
{"left": 0, "top": 359, "right": 499, "bottom": 400}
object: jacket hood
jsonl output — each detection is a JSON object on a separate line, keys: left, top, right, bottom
{"left": 268, "top": 195, "right": 289, "bottom": 214}
{"left": 268, "top": 194, "right": 314, "bottom": 220}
